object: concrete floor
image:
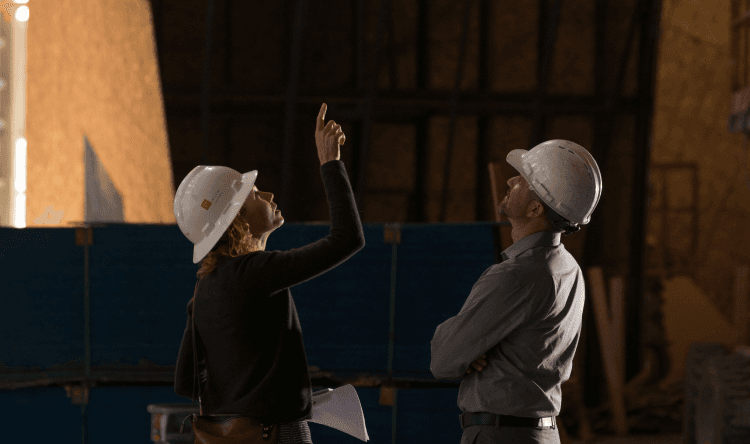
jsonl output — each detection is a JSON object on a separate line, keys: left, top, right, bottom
{"left": 568, "top": 434, "right": 683, "bottom": 444}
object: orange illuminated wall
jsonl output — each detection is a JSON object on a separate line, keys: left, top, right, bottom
{"left": 652, "top": 0, "right": 750, "bottom": 383}
{"left": 19, "top": 0, "right": 175, "bottom": 228}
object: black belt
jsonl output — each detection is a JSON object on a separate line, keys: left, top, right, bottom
{"left": 460, "top": 412, "right": 556, "bottom": 429}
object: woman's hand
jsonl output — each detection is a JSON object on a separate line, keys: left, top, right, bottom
{"left": 465, "top": 354, "right": 488, "bottom": 375}
{"left": 316, "top": 103, "right": 346, "bottom": 166}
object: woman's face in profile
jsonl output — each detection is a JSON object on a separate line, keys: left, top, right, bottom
{"left": 243, "top": 185, "right": 284, "bottom": 237}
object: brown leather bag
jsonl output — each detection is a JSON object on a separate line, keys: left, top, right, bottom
{"left": 192, "top": 414, "right": 278, "bottom": 444}
{"left": 180, "top": 278, "right": 279, "bottom": 444}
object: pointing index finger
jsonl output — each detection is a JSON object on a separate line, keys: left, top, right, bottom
{"left": 318, "top": 104, "right": 327, "bottom": 130}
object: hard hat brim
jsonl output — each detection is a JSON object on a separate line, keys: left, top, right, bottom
{"left": 506, "top": 149, "right": 530, "bottom": 184}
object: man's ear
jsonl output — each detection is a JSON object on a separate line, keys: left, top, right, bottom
{"left": 528, "top": 199, "right": 543, "bottom": 217}
{"left": 537, "top": 201, "right": 546, "bottom": 218}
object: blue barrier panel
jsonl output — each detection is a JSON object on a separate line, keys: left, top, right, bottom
{"left": 0, "top": 387, "right": 81, "bottom": 442}
{"left": 395, "top": 388, "right": 464, "bottom": 443}
{"left": 87, "top": 224, "right": 197, "bottom": 368}
{"left": 392, "top": 224, "right": 496, "bottom": 378}
{"left": 1, "top": 222, "right": 499, "bottom": 377}
{"left": 86, "top": 386, "right": 189, "bottom": 444}
{"left": 0, "top": 228, "right": 86, "bottom": 371}
{"left": 266, "top": 223, "right": 394, "bottom": 376}
{"left": 0, "top": 386, "right": 464, "bottom": 444}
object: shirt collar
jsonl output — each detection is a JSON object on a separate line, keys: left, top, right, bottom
{"left": 500, "top": 230, "right": 562, "bottom": 262}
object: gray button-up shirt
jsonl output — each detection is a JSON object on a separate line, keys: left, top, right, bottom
{"left": 429, "top": 230, "right": 585, "bottom": 418}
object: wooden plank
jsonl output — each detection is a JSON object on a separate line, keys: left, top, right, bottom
{"left": 587, "top": 266, "right": 628, "bottom": 436}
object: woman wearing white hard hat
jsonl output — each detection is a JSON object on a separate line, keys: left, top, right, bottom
{"left": 173, "top": 104, "right": 365, "bottom": 443}
{"left": 173, "top": 102, "right": 602, "bottom": 444}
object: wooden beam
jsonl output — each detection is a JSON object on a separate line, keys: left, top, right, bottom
{"left": 162, "top": 89, "right": 642, "bottom": 117}
{"left": 587, "top": 266, "right": 628, "bottom": 436}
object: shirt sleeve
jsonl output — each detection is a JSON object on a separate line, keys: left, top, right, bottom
{"left": 429, "top": 267, "right": 532, "bottom": 380}
{"left": 240, "top": 160, "right": 366, "bottom": 296}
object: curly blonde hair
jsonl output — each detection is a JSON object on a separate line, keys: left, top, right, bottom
{"left": 196, "top": 206, "right": 263, "bottom": 279}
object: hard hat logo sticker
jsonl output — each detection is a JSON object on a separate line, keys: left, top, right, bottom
{"left": 201, "top": 199, "right": 212, "bottom": 210}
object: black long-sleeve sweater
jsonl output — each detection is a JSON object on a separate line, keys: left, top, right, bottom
{"left": 174, "top": 160, "right": 365, "bottom": 424}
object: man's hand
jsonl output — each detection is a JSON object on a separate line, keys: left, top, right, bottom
{"left": 465, "top": 354, "right": 488, "bottom": 375}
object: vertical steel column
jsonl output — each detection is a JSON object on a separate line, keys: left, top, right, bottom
{"left": 745, "top": 0, "right": 748, "bottom": 89}
{"left": 584, "top": 0, "right": 645, "bottom": 401}
{"left": 410, "top": 0, "right": 429, "bottom": 222}
{"left": 82, "top": 231, "right": 91, "bottom": 444}
{"left": 383, "top": 223, "right": 401, "bottom": 444}
{"left": 386, "top": 2, "right": 399, "bottom": 89}
{"left": 576, "top": 1, "right": 619, "bottom": 404}
{"left": 476, "top": 0, "right": 489, "bottom": 222}
{"left": 223, "top": 0, "right": 234, "bottom": 171}
{"left": 348, "top": 0, "right": 365, "bottom": 192}
{"left": 586, "top": 0, "right": 644, "bottom": 268}
{"left": 583, "top": 0, "right": 609, "bottom": 407}
{"left": 594, "top": 1, "right": 607, "bottom": 97}
{"left": 200, "top": 0, "right": 216, "bottom": 167}
{"left": 729, "top": 0, "right": 740, "bottom": 92}
{"left": 601, "top": 0, "right": 643, "bottom": 159}
{"left": 354, "top": 0, "right": 390, "bottom": 206}
{"left": 529, "top": 0, "right": 563, "bottom": 148}
{"left": 355, "top": 0, "right": 365, "bottom": 89}
{"left": 224, "top": 0, "right": 234, "bottom": 87}
{"left": 439, "top": 0, "right": 473, "bottom": 222}
{"left": 74, "top": 226, "right": 95, "bottom": 444}
{"left": 280, "top": 0, "right": 310, "bottom": 217}
{"left": 629, "top": 0, "right": 663, "bottom": 382}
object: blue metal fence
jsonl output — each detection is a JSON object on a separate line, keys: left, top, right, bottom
{"left": 0, "top": 221, "right": 505, "bottom": 443}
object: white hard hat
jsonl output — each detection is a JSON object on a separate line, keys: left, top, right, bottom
{"left": 506, "top": 139, "right": 602, "bottom": 225}
{"left": 173, "top": 165, "right": 258, "bottom": 264}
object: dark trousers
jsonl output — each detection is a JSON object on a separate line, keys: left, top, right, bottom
{"left": 459, "top": 424, "right": 561, "bottom": 444}
{"left": 459, "top": 412, "right": 561, "bottom": 444}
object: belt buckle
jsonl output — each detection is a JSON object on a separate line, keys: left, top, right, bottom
{"left": 542, "top": 417, "right": 552, "bottom": 428}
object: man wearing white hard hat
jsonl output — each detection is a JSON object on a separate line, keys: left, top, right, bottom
{"left": 173, "top": 103, "right": 602, "bottom": 444}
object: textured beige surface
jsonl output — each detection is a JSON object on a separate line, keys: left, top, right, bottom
{"left": 25, "top": 0, "right": 174, "bottom": 227}
{"left": 651, "top": 0, "right": 750, "bottom": 367}
{"left": 659, "top": 276, "right": 735, "bottom": 387}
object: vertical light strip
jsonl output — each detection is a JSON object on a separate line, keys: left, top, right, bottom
{"left": 10, "top": 2, "right": 27, "bottom": 228}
